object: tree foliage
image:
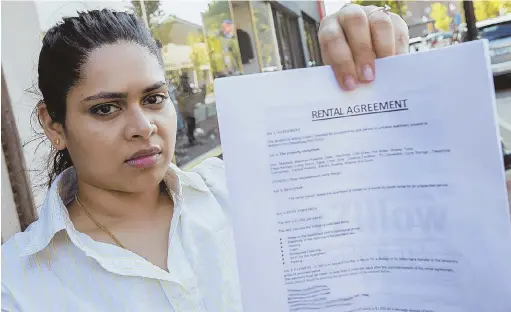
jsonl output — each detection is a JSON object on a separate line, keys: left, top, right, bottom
{"left": 474, "top": 0, "right": 511, "bottom": 22}
{"left": 131, "top": 1, "right": 175, "bottom": 46}
{"left": 187, "top": 32, "right": 209, "bottom": 70}
{"left": 131, "top": 0, "right": 163, "bottom": 23}
{"left": 430, "top": 2, "right": 452, "bottom": 31}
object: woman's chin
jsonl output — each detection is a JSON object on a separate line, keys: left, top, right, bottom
{"left": 123, "top": 160, "right": 170, "bottom": 192}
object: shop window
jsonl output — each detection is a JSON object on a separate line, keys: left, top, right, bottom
{"left": 202, "top": 1, "right": 243, "bottom": 77}
{"left": 271, "top": 5, "right": 305, "bottom": 70}
{"left": 302, "top": 12, "right": 323, "bottom": 67}
{"left": 250, "top": 1, "right": 279, "bottom": 72}
{"left": 231, "top": 1, "right": 259, "bottom": 74}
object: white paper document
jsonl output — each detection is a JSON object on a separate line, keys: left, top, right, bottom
{"left": 214, "top": 40, "right": 511, "bottom": 312}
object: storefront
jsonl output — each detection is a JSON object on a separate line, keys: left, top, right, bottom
{"left": 163, "top": 1, "right": 324, "bottom": 168}
{"left": 1, "top": 1, "right": 324, "bottom": 236}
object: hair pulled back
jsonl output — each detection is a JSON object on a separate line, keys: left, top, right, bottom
{"left": 38, "top": 9, "right": 163, "bottom": 187}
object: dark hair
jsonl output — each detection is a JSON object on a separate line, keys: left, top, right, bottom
{"left": 38, "top": 9, "right": 163, "bottom": 187}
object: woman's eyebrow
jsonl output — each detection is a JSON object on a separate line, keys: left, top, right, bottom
{"left": 82, "top": 91, "right": 127, "bottom": 102}
{"left": 143, "top": 81, "right": 167, "bottom": 94}
{"left": 81, "top": 81, "right": 167, "bottom": 102}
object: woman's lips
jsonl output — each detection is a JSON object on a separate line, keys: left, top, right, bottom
{"left": 125, "top": 153, "right": 161, "bottom": 169}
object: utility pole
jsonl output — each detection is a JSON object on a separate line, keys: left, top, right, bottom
{"left": 463, "top": 1, "right": 478, "bottom": 41}
{"left": 139, "top": 0, "right": 150, "bottom": 29}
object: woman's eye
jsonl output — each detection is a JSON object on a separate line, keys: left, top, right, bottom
{"left": 144, "top": 94, "right": 167, "bottom": 105}
{"left": 90, "top": 104, "right": 121, "bottom": 116}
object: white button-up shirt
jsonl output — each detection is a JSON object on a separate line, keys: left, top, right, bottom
{"left": 1, "top": 158, "right": 243, "bottom": 312}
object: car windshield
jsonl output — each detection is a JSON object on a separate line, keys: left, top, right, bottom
{"left": 479, "top": 21, "right": 511, "bottom": 41}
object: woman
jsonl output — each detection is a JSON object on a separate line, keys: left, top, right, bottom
{"left": 1, "top": 5, "right": 408, "bottom": 312}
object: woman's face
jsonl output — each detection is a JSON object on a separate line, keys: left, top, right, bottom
{"left": 63, "top": 42, "right": 176, "bottom": 193}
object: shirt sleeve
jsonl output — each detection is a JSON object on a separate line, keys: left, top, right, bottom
{"left": 191, "top": 157, "right": 230, "bottom": 218}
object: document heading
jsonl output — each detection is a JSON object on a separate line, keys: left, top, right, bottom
{"left": 312, "top": 99, "right": 408, "bottom": 121}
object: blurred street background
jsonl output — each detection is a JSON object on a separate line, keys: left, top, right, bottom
{"left": 1, "top": 0, "right": 510, "bottom": 237}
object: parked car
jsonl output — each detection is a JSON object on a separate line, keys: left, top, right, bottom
{"left": 478, "top": 15, "right": 511, "bottom": 77}
{"left": 457, "top": 15, "right": 511, "bottom": 77}
{"left": 455, "top": 23, "right": 468, "bottom": 42}
{"left": 425, "top": 31, "right": 453, "bottom": 49}
{"left": 409, "top": 36, "right": 428, "bottom": 53}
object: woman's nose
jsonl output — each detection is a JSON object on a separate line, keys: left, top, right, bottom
{"left": 125, "top": 108, "right": 155, "bottom": 140}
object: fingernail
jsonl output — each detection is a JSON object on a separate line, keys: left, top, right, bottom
{"left": 344, "top": 75, "right": 357, "bottom": 91}
{"left": 361, "top": 65, "right": 374, "bottom": 81}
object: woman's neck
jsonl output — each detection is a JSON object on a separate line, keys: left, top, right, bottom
{"left": 74, "top": 179, "right": 165, "bottom": 222}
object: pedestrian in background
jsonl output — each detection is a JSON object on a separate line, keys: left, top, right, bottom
{"left": 169, "top": 81, "right": 185, "bottom": 135}
{"left": 177, "top": 73, "right": 203, "bottom": 146}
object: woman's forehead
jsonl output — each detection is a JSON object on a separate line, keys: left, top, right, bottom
{"left": 78, "top": 42, "right": 164, "bottom": 93}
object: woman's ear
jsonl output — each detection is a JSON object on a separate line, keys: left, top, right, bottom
{"left": 37, "top": 103, "right": 66, "bottom": 150}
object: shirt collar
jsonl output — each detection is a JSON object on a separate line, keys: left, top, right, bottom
{"left": 18, "top": 162, "right": 210, "bottom": 257}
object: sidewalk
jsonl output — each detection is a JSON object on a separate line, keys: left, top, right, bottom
{"left": 174, "top": 111, "right": 222, "bottom": 168}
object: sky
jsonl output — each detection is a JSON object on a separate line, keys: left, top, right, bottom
{"left": 160, "top": 0, "right": 210, "bottom": 25}
{"left": 36, "top": 0, "right": 348, "bottom": 31}
{"left": 36, "top": 1, "right": 132, "bottom": 31}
